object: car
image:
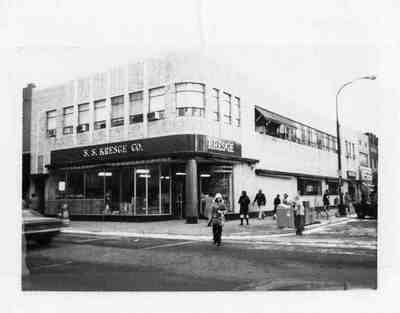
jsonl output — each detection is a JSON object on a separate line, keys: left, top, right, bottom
{"left": 22, "top": 208, "right": 64, "bottom": 245}
{"left": 354, "top": 201, "right": 377, "bottom": 219}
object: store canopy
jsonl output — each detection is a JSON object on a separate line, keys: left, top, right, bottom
{"left": 255, "top": 106, "right": 297, "bottom": 128}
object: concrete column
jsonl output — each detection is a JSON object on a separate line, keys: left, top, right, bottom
{"left": 185, "top": 158, "right": 198, "bottom": 224}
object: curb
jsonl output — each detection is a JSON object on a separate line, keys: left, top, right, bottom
{"left": 61, "top": 217, "right": 354, "bottom": 241}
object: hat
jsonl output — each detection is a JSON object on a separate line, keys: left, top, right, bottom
{"left": 214, "top": 193, "right": 223, "bottom": 200}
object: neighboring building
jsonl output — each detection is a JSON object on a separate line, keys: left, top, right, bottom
{"left": 22, "top": 83, "right": 35, "bottom": 201}
{"left": 27, "top": 53, "right": 367, "bottom": 222}
{"left": 365, "top": 132, "right": 378, "bottom": 189}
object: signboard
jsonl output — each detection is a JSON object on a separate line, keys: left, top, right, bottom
{"left": 50, "top": 134, "right": 242, "bottom": 167}
{"left": 346, "top": 170, "right": 357, "bottom": 180}
{"left": 58, "top": 181, "right": 66, "bottom": 191}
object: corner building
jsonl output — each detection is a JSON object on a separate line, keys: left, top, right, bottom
{"left": 29, "top": 53, "right": 362, "bottom": 223}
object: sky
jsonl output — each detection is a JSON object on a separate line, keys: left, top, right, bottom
{"left": 2, "top": 0, "right": 395, "bottom": 137}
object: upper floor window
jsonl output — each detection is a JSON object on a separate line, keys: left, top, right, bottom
{"left": 46, "top": 110, "right": 57, "bottom": 137}
{"left": 175, "top": 82, "right": 205, "bottom": 117}
{"left": 148, "top": 87, "right": 166, "bottom": 121}
{"left": 221, "top": 92, "right": 231, "bottom": 124}
{"left": 94, "top": 99, "right": 106, "bottom": 130}
{"left": 232, "top": 97, "right": 240, "bottom": 127}
{"left": 129, "top": 91, "right": 143, "bottom": 124}
{"left": 352, "top": 143, "right": 355, "bottom": 160}
{"left": 63, "top": 106, "right": 74, "bottom": 135}
{"left": 77, "top": 103, "right": 89, "bottom": 133}
{"left": 211, "top": 88, "right": 219, "bottom": 121}
{"left": 111, "top": 95, "right": 124, "bottom": 127}
{"left": 360, "top": 152, "right": 369, "bottom": 167}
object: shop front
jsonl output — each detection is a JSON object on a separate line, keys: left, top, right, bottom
{"left": 45, "top": 134, "right": 256, "bottom": 222}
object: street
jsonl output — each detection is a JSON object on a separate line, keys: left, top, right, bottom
{"left": 22, "top": 218, "right": 377, "bottom": 291}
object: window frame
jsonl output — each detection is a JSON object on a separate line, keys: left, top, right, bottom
{"left": 62, "top": 106, "right": 74, "bottom": 135}
{"left": 129, "top": 91, "right": 144, "bottom": 124}
{"left": 175, "top": 82, "right": 205, "bottom": 118}
{"left": 110, "top": 95, "right": 124, "bottom": 127}
{"left": 232, "top": 96, "right": 241, "bottom": 127}
{"left": 77, "top": 103, "right": 90, "bottom": 133}
{"left": 94, "top": 99, "right": 107, "bottom": 130}
{"left": 221, "top": 92, "right": 232, "bottom": 125}
{"left": 46, "top": 110, "right": 57, "bottom": 137}
{"left": 148, "top": 86, "right": 166, "bottom": 117}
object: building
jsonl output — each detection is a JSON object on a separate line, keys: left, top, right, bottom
{"left": 22, "top": 83, "right": 35, "bottom": 201}
{"left": 365, "top": 132, "right": 378, "bottom": 189}
{"left": 27, "top": 53, "right": 368, "bottom": 222}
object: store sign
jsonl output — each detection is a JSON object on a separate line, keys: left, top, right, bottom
{"left": 346, "top": 170, "right": 357, "bottom": 180}
{"left": 51, "top": 134, "right": 242, "bottom": 167}
{"left": 207, "top": 137, "right": 235, "bottom": 154}
{"left": 82, "top": 143, "right": 144, "bottom": 158}
{"left": 360, "top": 167, "right": 373, "bottom": 182}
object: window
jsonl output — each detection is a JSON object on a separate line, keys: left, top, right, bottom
{"left": 129, "top": 91, "right": 143, "bottom": 124}
{"left": 326, "top": 181, "right": 339, "bottom": 195}
{"left": 211, "top": 88, "right": 219, "bottom": 121}
{"left": 175, "top": 82, "right": 205, "bottom": 117}
{"left": 221, "top": 92, "right": 231, "bottom": 124}
{"left": 232, "top": 97, "right": 240, "bottom": 127}
{"left": 333, "top": 138, "right": 338, "bottom": 153}
{"left": 360, "top": 152, "right": 369, "bottom": 167}
{"left": 85, "top": 170, "right": 105, "bottom": 199}
{"left": 297, "top": 178, "right": 322, "bottom": 196}
{"left": 111, "top": 95, "right": 124, "bottom": 127}
{"left": 63, "top": 106, "right": 74, "bottom": 135}
{"left": 316, "top": 132, "right": 323, "bottom": 149}
{"left": 46, "top": 110, "right": 57, "bottom": 137}
{"left": 66, "top": 171, "right": 84, "bottom": 198}
{"left": 77, "top": 103, "right": 90, "bottom": 133}
{"left": 149, "top": 86, "right": 165, "bottom": 114}
{"left": 352, "top": 143, "right": 355, "bottom": 160}
{"left": 94, "top": 99, "right": 106, "bottom": 129}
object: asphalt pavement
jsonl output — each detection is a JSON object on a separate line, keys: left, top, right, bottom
{"left": 22, "top": 218, "right": 377, "bottom": 291}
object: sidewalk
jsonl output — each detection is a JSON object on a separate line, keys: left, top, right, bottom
{"left": 62, "top": 215, "right": 356, "bottom": 241}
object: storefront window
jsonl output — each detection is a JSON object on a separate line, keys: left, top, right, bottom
{"left": 200, "top": 171, "right": 232, "bottom": 211}
{"left": 326, "top": 181, "right": 339, "bottom": 195}
{"left": 147, "top": 165, "right": 160, "bottom": 215}
{"left": 160, "top": 164, "right": 171, "bottom": 214}
{"left": 297, "top": 178, "right": 322, "bottom": 196}
{"left": 135, "top": 168, "right": 147, "bottom": 215}
{"left": 86, "top": 170, "right": 105, "bottom": 199}
{"left": 67, "top": 171, "right": 84, "bottom": 198}
{"left": 104, "top": 169, "right": 121, "bottom": 211}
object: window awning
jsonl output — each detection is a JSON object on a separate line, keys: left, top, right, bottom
{"left": 255, "top": 106, "right": 297, "bottom": 128}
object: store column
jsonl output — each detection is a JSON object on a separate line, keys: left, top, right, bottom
{"left": 185, "top": 159, "right": 198, "bottom": 223}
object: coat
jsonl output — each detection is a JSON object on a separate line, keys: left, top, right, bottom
{"left": 238, "top": 195, "right": 250, "bottom": 214}
{"left": 254, "top": 192, "right": 266, "bottom": 206}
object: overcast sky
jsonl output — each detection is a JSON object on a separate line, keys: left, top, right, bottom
{"left": 3, "top": 0, "right": 397, "bottom": 136}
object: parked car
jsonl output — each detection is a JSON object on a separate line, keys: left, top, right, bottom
{"left": 354, "top": 200, "right": 377, "bottom": 219}
{"left": 22, "top": 208, "right": 64, "bottom": 245}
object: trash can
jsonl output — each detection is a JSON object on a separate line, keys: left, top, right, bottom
{"left": 302, "top": 201, "right": 314, "bottom": 225}
{"left": 276, "top": 204, "right": 294, "bottom": 228}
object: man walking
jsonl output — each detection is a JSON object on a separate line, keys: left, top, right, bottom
{"left": 273, "top": 194, "right": 281, "bottom": 219}
{"left": 293, "top": 195, "right": 305, "bottom": 235}
{"left": 322, "top": 190, "right": 330, "bottom": 219}
{"left": 253, "top": 189, "right": 266, "bottom": 219}
{"left": 239, "top": 190, "right": 251, "bottom": 226}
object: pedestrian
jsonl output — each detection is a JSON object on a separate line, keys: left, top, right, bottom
{"left": 344, "top": 192, "right": 352, "bottom": 216}
{"left": 253, "top": 189, "right": 266, "bottom": 219}
{"left": 210, "top": 194, "right": 225, "bottom": 246}
{"left": 273, "top": 194, "right": 281, "bottom": 219}
{"left": 293, "top": 195, "right": 305, "bottom": 235}
{"left": 282, "top": 193, "right": 290, "bottom": 205}
{"left": 238, "top": 190, "right": 251, "bottom": 226}
{"left": 322, "top": 190, "right": 330, "bottom": 219}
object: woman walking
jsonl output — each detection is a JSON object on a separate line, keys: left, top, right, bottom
{"left": 210, "top": 194, "right": 225, "bottom": 246}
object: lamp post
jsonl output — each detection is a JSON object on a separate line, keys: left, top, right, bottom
{"left": 336, "top": 75, "right": 376, "bottom": 216}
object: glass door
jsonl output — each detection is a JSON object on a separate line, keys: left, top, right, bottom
{"left": 135, "top": 168, "right": 148, "bottom": 215}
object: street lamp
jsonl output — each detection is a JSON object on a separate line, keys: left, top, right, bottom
{"left": 336, "top": 75, "right": 376, "bottom": 216}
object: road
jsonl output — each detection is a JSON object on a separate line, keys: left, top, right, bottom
{"left": 22, "top": 219, "right": 377, "bottom": 291}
